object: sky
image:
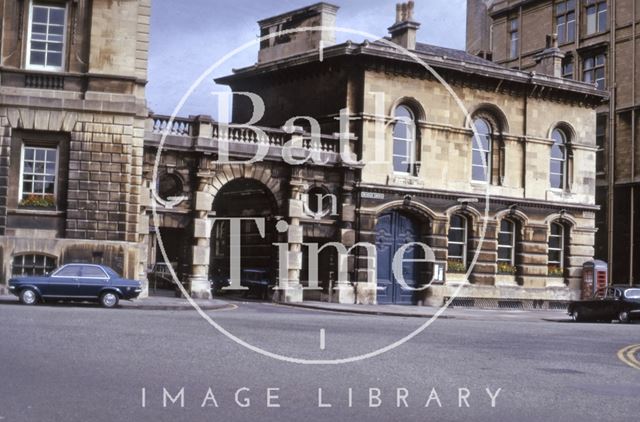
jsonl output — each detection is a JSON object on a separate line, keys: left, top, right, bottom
{"left": 147, "top": 0, "right": 467, "bottom": 117}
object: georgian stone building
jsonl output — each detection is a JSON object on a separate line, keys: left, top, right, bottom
{"left": 467, "top": 0, "right": 640, "bottom": 285}
{"left": 148, "top": 2, "right": 606, "bottom": 306}
{"left": 0, "top": 0, "right": 151, "bottom": 292}
{"left": 0, "top": 0, "right": 607, "bottom": 307}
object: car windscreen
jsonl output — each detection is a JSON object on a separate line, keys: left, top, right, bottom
{"left": 624, "top": 289, "right": 640, "bottom": 299}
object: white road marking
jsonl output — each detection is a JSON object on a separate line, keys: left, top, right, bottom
{"left": 320, "top": 328, "right": 326, "bottom": 350}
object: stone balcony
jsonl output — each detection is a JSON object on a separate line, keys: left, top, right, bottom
{"left": 144, "top": 114, "right": 350, "bottom": 166}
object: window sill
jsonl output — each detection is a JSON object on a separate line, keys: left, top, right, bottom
{"left": 390, "top": 174, "right": 423, "bottom": 187}
{"left": 8, "top": 208, "right": 64, "bottom": 217}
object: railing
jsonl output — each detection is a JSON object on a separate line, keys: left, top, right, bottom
{"left": 148, "top": 114, "right": 340, "bottom": 153}
{"left": 24, "top": 73, "right": 65, "bottom": 90}
{"left": 150, "top": 115, "right": 193, "bottom": 136}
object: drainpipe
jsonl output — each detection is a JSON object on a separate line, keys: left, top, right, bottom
{"left": 607, "top": 1, "right": 617, "bottom": 282}
{"left": 630, "top": 0, "right": 637, "bottom": 285}
{"left": 518, "top": 6, "right": 523, "bottom": 69}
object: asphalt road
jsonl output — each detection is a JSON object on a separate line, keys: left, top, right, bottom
{"left": 0, "top": 301, "right": 638, "bottom": 422}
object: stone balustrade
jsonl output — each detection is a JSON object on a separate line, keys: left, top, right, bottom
{"left": 146, "top": 114, "right": 342, "bottom": 160}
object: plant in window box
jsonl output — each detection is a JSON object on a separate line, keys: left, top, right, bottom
{"left": 447, "top": 259, "right": 466, "bottom": 274}
{"left": 497, "top": 262, "right": 517, "bottom": 275}
{"left": 548, "top": 265, "right": 564, "bottom": 277}
{"left": 19, "top": 195, "right": 55, "bottom": 209}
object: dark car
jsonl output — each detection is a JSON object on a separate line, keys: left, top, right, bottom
{"left": 8, "top": 264, "right": 142, "bottom": 308}
{"left": 568, "top": 285, "right": 640, "bottom": 323}
{"left": 211, "top": 269, "right": 230, "bottom": 295}
{"left": 241, "top": 269, "right": 274, "bottom": 300}
{"left": 148, "top": 262, "right": 176, "bottom": 291}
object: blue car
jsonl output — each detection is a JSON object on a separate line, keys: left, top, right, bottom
{"left": 8, "top": 264, "right": 142, "bottom": 308}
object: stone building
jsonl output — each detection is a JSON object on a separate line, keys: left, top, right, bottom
{"left": 147, "top": 2, "right": 606, "bottom": 306}
{"left": 0, "top": 0, "right": 151, "bottom": 292}
{"left": 0, "top": 0, "right": 608, "bottom": 307}
{"left": 466, "top": 0, "right": 640, "bottom": 285}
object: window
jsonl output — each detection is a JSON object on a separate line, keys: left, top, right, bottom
{"left": 53, "top": 265, "right": 82, "bottom": 277}
{"left": 392, "top": 105, "right": 417, "bottom": 175}
{"left": 550, "top": 128, "right": 568, "bottom": 190}
{"left": 20, "top": 145, "right": 58, "bottom": 203}
{"left": 27, "top": 1, "right": 67, "bottom": 71}
{"left": 562, "top": 57, "right": 574, "bottom": 79}
{"left": 508, "top": 18, "right": 519, "bottom": 59}
{"left": 497, "top": 219, "right": 516, "bottom": 267}
{"left": 583, "top": 54, "right": 606, "bottom": 89}
{"left": 555, "top": 0, "right": 576, "bottom": 44}
{"left": 12, "top": 254, "right": 56, "bottom": 276}
{"left": 448, "top": 215, "right": 468, "bottom": 268}
{"left": 78, "top": 266, "right": 108, "bottom": 279}
{"left": 157, "top": 173, "right": 184, "bottom": 201}
{"left": 471, "top": 118, "right": 492, "bottom": 183}
{"left": 548, "top": 223, "right": 565, "bottom": 270}
{"left": 586, "top": 0, "right": 607, "bottom": 35}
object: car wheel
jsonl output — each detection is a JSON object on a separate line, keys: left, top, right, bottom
{"left": 19, "top": 288, "right": 38, "bottom": 306}
{"left": 618, "top": 310, "right": 631, "bottom": 324}
{"left": 572, "top": 309, "right": 585, "bottom": 322}
{"left": 99, "top": 292, "right": 119, "bottom": 308}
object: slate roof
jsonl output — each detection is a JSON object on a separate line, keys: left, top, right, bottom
{"left": 414, "top": 42, "right": 506, "bottom": 70}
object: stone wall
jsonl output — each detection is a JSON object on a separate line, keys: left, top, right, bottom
{"left": 0, "top": 0, "right": 150, "bottom": 289}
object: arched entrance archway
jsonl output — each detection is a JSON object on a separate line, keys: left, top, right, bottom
{"left": 375, "top": 210, "right": 429, "bottom": 305}
{"left": 210, "top": 178, "right": 278, "bottom": 296}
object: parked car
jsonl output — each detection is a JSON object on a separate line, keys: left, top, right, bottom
{"left": 211, "top": 269, "right": 231, "bottom": 295}
{"left": 148, "top": 262, "right": 176, "bottom": 291}
{"left": 241, "top": 268, "right": 274, "bottom": 300}
{"left": 8, "top": 264, "right": 142, "bottom": 308}
{"left": 568, "top": 285, "right": 640, "bottom": 323}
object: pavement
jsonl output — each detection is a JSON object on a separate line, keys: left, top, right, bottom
{"left": 0, "top": 294, "right": 233, "bottom": 311}
{"left": 278, "top": 300, "right": 572, "bottom": 322}
{"left": 0, "top": 292, "right": 573, "bottom": 321}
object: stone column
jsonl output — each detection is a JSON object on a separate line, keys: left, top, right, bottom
{"left": 189, "top": 179, "right": 214, "bottom": 299}
{"left": 137, "top": 184, "right": 151, "bottom": 298}
{"left": 275, "top": 178, "right": 306, "bottom": 303}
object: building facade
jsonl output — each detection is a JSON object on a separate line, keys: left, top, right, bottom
{"left": 467, "top": 0, "right": 640, "bottom": 285}
{"left": 0, "top": 0, "right": 151, "bottom": 292}
{"left": 0, "top": 0, "right": 607, "bottom": 307}
{"left": 146, "top": 2, "right": 606, "bottom": 306}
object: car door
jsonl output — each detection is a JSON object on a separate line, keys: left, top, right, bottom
{"left": 593, "top": 288, "right": 616, "bottom": 320}
{"left": 604, "top": 288, "right": 624, "bottom": 319}
{"left": 48, "top": 265, "right": 82, "bottom": 297}
{"left": 76, "top": 266, "right": 110, "bottom": 298}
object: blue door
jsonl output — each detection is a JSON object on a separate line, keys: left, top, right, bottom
{"left": 375, "top": 211, "right": 421, "bottom": 305}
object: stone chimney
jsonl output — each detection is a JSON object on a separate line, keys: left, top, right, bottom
{"left": 533, "top": 34, "right": 566, "bottom": 78}
{"left": 257, "top": 3, "right": 339, "bottom": 64}
{"left": 388, "top": 1, "right": 420, "bottom": 50}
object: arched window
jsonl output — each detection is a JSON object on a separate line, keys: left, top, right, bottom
{"left": 392, "top": 105, "right": 417, "bottom": 175}
{"left": 497, "top": 219, "right": 516, "bottom": 268}
{"left": 548, "top": 222, "right": 565, "bottom": 274}
{"left": 448, "top": 215, "right": 468, "bottom": 269}
{"left": 12, "top": 254, "right": 57, "bottom": 276}
{"left": 550, "top": 129, "right": 568, "bottom": 189}
{"left": 471, "top": 118, "right": 492, "bottom": 182}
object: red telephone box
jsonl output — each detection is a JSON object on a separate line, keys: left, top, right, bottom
{"left": 582, "top": 260, "right": 608, "bottom": 299}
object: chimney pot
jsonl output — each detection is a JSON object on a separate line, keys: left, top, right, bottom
{"left": 389, "top": 1, "right": 420, "bottom": 50}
